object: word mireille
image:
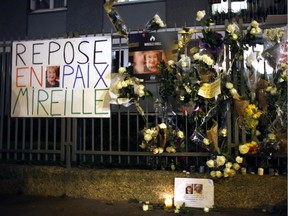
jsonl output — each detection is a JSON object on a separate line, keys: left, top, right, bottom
{"left": 11, "top": 36, "right": 112, "bottom": 118}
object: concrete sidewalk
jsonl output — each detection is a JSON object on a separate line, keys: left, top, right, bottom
{"left": 0, "top": 194, "right": 286, "bottom": 216}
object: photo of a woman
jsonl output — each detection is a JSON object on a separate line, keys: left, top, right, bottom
{"left": 46, "top": 66, "right": 60, "bottom": 88}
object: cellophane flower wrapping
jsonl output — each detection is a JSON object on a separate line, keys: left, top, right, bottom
{"left": 262, "top": 27, "right": 286, "bottom": 70}
{"left": 244, "top": 51, "right": 260, "bottom": 102}
{"left": 104, "top": 0, "right": 129, "bottom": 40}
{"left": 144, "top": 13, "right": 166, "bottom": 32}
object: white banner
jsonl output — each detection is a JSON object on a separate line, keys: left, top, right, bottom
{"left": 11, "top": 36, "right": 111, "bottom": 118}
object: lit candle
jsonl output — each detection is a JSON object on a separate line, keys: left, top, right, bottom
{"left": 258, "top": 168, "right": 264, "bottom": 176}
{"left": 142, "top": 201, "right": 149, "bottom": 211}
{"left": 164, "top": 198, "right": 173, "bottom": 208}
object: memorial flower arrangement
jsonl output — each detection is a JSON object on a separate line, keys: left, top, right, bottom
{"left": 206, "top": 155, "right": 244, "bottom": 178}
{"left": 144, "top": 13, "right": 166, "bottom": 32}
{"left": 105, "top": 2, "right": 287, "bottom": 172}
{"left": 139, "top": 122, "right": 185, "bottom": 154}
{"left": 109, "top": 66, "right": 151, "bottom": 119}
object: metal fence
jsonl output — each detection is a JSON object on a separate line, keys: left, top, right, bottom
{"left": 0, "top": 27, "right": 286, "bottom": 171}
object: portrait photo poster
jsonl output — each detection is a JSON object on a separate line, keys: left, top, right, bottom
{"left": 174, "top": 178, "right": 214, "bottom": 208}
{"left": 128, "top": 31, "right": 178, "bottom": 78}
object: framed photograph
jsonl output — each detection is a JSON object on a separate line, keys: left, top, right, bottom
{"left": 174, "top": 178, "right": 214, "bottom": 208}
{"left": 128, "top": 31, "right": 178, "bottom": 80}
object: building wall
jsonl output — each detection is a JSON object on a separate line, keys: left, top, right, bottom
{"left": 166, "top": 0, "right": 210, "bottom": 28}
{"left": 0, "top": 0, "right": 29, "bottom": 40}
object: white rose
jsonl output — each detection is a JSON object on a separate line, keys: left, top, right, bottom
{"left": 180, "top": 96, "right": 185, "bottom": 101}
{"left": 224, "top": 167, "right": 231, "bottom": 175}
{"left": 138, "top": 90, "right": 145, "bottom": 97}
{"left": 144, "top": 134, "right": 152, "bottom": 142}
{"left": 139, "top": 142, "right": 146, "bottom": 149}
{"left": 116, "top": 81, "right": 123, "bottom": 90}
{"left": 225, "top": 162, "right": 232, "bottom": 169}
{"left": 216, "top": 156, "right": 226, "bottom": 166}
{"left": 255, "top": 27, "right": 262, "bottom": 34}
{"left": 153, "top": 148, "right": 159, "bottom": 154}
{"left": 251, "top": 20, "right": 259, "bottom": 28}
{"left": 232, "top": 163, "right": 241, "bottom": 171}
{"left": 215, "top": 171, "right": 223, "bottom": 178}
{"left": 166, "top": 146, "right": 176, "bottom": 153}
{"left": 266, "top": 86, "right": 273, "bottom": 92}
{"left": 145, "top": 129, "right": 152, "bottom": 134}
{"left": 193, "top": 53, "right": 201, "bottom": 60}
{"left": 270, "top": 87, "right": 277, "bottom": 95}
{"left": 268, "top": 133, "right": 276, "bottom": 140}
{"left": 138, "top": 84, "right": 145, "bottom": 90}
{"left": 125, "top": 79, "right": 131, "bottom": 85}
{"left": 239, "top": 144, "right": 249, "bottom": 154}
{"left": 118, "top": 67, "right": 126, "bottom": 74}
{"left": 225, "top": 82, "right": 234, "bottom": 89}
{"left": 177, "top": 131, "right": 184, "bottom": 139}
{"left": 168, "top": 60, "right": 175, "bottom": 66}
{"left": 159, "top": 123, "right": 167, "bottom": 129}
{"left": 226, "top": 24, "right": 236, "bottom": 34}
{"left": 203, "top": 138, "right": 210, "bottom": 146}
{"left": 158, "top": 147, "right": 164, "bottom": 154}
{"left": 206, "top": 159, "right": 215, "bottom": 168}
{"left": 121, "top": 81, "right": 128, "bottom": 88}
{"left": 236, "top": 156, "right": 243, "bottom": 164}
{"left": 229, "top": 88, "right": 238, "bottom": 96}
{"left": 196, "top": 10, "right": 206, "bottom": 21}
{"left": 232, "top": 33, "right": 238, "bottom": 40}
{"left": 210, "top": 171, "right": 216, "bottom": 177}
{"left": 250, "top": 28, "right": 256, "bottom": 35}
{"left": 229, "top": 169, "right": 236, "bottom": 177}
{"left": 202, "top": 54, "right": 214, "bottom": 66}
